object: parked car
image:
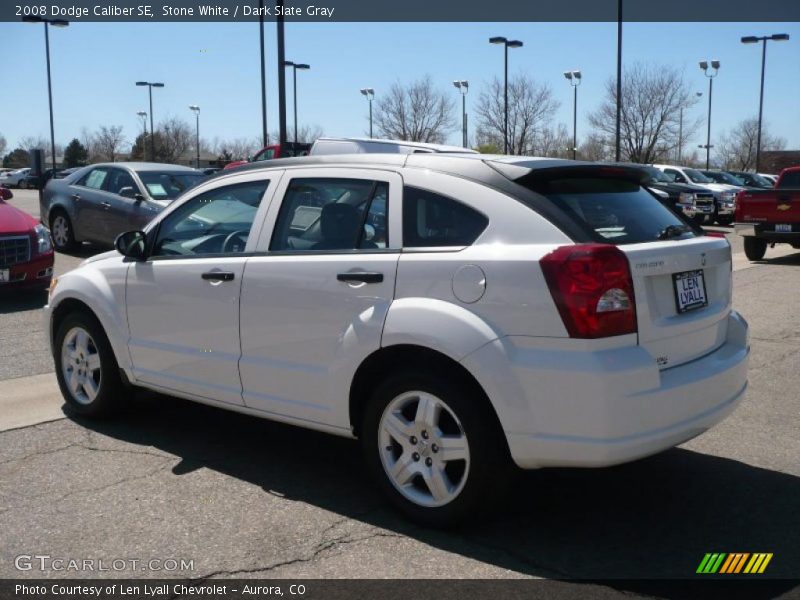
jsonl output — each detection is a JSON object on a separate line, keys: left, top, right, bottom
{"left": 758, "top": 173, "right": 778, "bottom": 185}
{"left": 701, "top": 170, "right": 746, "bottom": 187}
{"left": 223, "top": 141, "right": 312, "bottom": 170}
{"left": 201, "top": 167, "right": 221, "bottom": 176}
{"left": 0, "top": 168, "right": 31, "bottom": 188}
{"left": 41, "top": 163, "right": 206, "bottom": 251}
{"left": 653, "top": 164, "right": 742, "bottom": 225}
{"left": 56, "top": 167, "right": 83, "bottom": 179}
{"left": 19, "top": 168, "right": 60, "bottom": 190}
{"left": 46, "top": 154, "right": 749, "bottom": 526}
{"left": 734, "top": 165, "right": 800, "bottom": 260}
{"left": 609, "top": 163, "right": 715, "bottom": 221}
{"left": 724, "top": 171, "right": 774, "bottom": 189}
{"left": 0, "top": 187, "right": 54, "bottom": 291}
{"left": 310, "top": 137, "right": 479, "bottom": 156}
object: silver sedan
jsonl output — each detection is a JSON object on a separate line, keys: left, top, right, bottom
{"left": 41, "top": 162, "right": 207, "bottom": 251}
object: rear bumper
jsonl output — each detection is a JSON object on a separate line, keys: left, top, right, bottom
{"left": 465, "top": 311, "right": 749, "bottom": 469}
{"left": 735, "top": 223, "right": 800, "bottom": 244}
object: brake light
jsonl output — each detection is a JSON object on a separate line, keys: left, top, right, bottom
{"left": 540, "top": 244, "right": 637, "bottom": 338}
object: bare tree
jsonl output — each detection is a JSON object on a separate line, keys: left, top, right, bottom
{"left": 578, "top": 133, "right": 613, "bottom": 162}
{"left": 475, "top": 75, "right": 559, "bottom": 155}
{"left": 269, "top": 124, "right": 325, "bottom": 146}
{"left": 18, "top": 135, "right": 63, "bottom": 161}
{"left": 157, "top": 117, "right": 193, "bottom": 164}
{"left": 213, "top": 137, "right": 261, "bottom": 161}
{"left": 588, "top": 63, "right": 701, "bottom": 164}
{"left": 92, "top": 126, "right": 126, "bottom": 162}
{"left": 536, "top": 123, "right": 572, "bottom": 158}
{"left": 0, "top": 133, "right": 7, "bottom": 159}
{"left": 373, "top": 76, "right": 456, "bottom": 143}
{"left": 717, "top": 117, "right": 786, "bottom": 171}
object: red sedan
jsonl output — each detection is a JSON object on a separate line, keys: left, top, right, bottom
{"left": 0, "top": 187, "right": 54, "bottom": 291}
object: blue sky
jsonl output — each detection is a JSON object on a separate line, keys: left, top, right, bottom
{"left": 2, "top": 21, "right": 799, "bottom": 157}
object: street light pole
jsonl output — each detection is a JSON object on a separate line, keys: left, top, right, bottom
{"left": 136, "top": 111, "right": 148, "bottom": 153}
{"left": 677, "top": 91, "right": 702, "bottom": 164}
{"left": 453, "top": 81, "right": 469, "bottom": 147}
{"left": 189, "top": 105, "right": 200, "bottom": 168}
{"left": 22, "top": 16, "right": 69, "bottom": 174}
{"left": 741, "top": 34, "right": 790, "bottom": 172}
{"left": 259, "top": 0, "right": 268, "bottom": 147}
{"left": 699, "top": 60, "right": 720, "bottom": 170}
{"left": 360, "top": 88, "right": 375, "bottom": 138}
{"left": 490, "top": 37, "right": 523, "bottom": 154}
{"left": 615, "top": 0, "right": 623, "bottom": 161}
{"left": 564, "top": 71, "right": 581, "bottom": 160}
{"left": 284, "top": 61, "right": 310, "bottom": 144}
{"left": 136, "top": 81, "right": 164, "bottom": 161}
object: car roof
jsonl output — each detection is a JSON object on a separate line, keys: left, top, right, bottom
{"left": 314, "top": 137, "right": 478, "bottom": 154}
{"left": 87, "top": 162, "right": 200, "bottom": 172}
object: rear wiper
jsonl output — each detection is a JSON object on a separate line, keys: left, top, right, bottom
{"left": 656, "top": 224, "right": 691, "bottom": 240}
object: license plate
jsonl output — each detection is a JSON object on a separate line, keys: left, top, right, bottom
{"left": 776, "top": 224, "right": 792, "bottom": 233}
{"left": 0, "top": 269, "right": 8, "bottom": 283}
{"left": 673, "top": 269, "right": 708, "bottom": 313}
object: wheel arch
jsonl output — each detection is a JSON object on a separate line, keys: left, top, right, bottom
{"left": 348, "top": 344, "right": 510, "bottom": 459}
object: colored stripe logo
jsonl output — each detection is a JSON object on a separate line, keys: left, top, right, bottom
{"left": 697, "top": 553, "right": 773, "bottom": 574}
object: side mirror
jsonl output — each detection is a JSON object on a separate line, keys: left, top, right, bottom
{"left": 118, "top": 186, "right": 143, "bottom": 201}
{"left": 115, "top": 230, "right": 147, "bottom": 260}
{"left": 0, "top": 187, "right": 12, "bottom": 201}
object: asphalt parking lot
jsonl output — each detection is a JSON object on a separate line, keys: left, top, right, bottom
{"left": 1, "top": 189, "right": 799, "bottom": 593}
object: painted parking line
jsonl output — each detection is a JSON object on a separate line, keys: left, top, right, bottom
{"left": 0, "top": 372, "right": 65, "bottom": 431}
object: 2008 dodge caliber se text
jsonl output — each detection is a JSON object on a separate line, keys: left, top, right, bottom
{"left": 45, "top": 154, "right": 749, "bottom": 526}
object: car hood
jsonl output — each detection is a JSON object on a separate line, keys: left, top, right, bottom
{"left": 80, "top": 249, "right": 120, "bottom": 266}
{"left": 649, "top": 181, "right": 711, "bottom": 194}
{"left": 698, "top": 182, "right": 742, "bottom": 193}
{"left": 0, "top": 200, "right": 36, "bottom": 234}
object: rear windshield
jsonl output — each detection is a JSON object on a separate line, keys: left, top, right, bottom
{"left": 136, "top": 171, "right": 205, "bottom": 201}
{"left": 531, "top": 177, "right": 699, "bottom": 245}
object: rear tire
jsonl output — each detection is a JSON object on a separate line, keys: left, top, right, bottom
{"left": 50, "top": 210, "right": 76, "bottom": 252}
{"left": 743, "top": 237, "right": 768, "bottom": 261}
{"left": 693, "top": 214, "right": 707, "bottom": 225}
{"left": 361, "top": 368, "right": 509, "bottom": 528}
{"left": 717, "top": 216, "right": 733, "bottom": 226}
{"left": 54, "top": 311, "right": 129, "bottom": 418}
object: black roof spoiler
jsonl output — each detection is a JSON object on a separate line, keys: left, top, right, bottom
{"left": 486, "top": 160, "right": 650, "bottom": 186}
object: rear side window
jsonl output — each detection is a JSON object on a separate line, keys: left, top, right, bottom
{"left": 779, "top": 171, "right": 800, "bottom": 188}
{"left": 530, "top": 178, "right": 698, "bottom": 245}
{"left": 403, "top": 187, "right": 488, "bottom": 248}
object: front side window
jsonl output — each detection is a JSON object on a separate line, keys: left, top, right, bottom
{"left": 151, "top": 180, "right": 269, "bottom": 257}
{"left": 136, "top": 171, "right": 206, "bottom": 201}
{"left": 403, "top": 187, "right": 488, "bottom": 248}
{"left": 105, "top": 168, "right": 139, "bottom": 196}
{"left": 270, "top": 178, "right": 388, "bottom": 251}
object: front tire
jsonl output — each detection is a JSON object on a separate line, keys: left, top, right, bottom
{"left": 743, "top": 237, "right": 768, "bottom": 261}
{"left": 717, "top": 216, "right": 733, "bottom": 226}
{"left": 361, "top": 369, "right": 509, "bottom": 527}
{"left": 54, "top": 311, "right": 129, "bottom": 417}
{"left": 50, "top": 210, "right": 76, "bottom": 252}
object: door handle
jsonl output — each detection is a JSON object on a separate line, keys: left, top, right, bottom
{"left": 337, "top": 272, "right": 383, "bottom": 284}
{"left": 101, "top": 201, "right": 112, "bottom": 208}
{"left": 71, "top": 194, "right": 81, "bottom": 201}
{"left": 202, "top": 271, "right": 235, "bottom": 282}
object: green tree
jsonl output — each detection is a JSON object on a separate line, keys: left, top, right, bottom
{"left": 63, "top": 138, "right": 88, "bottom": 168}
{"left": 3, "top": 148, "right": 29, "bottom": 168}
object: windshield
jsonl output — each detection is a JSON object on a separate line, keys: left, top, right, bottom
{"left": 705, "top": 171, "right": 743, "bottom": 185}
{"left": 529, "top": 177, "right": 699, "bottom": 245}
{"left": 136, "top": 171, "right": 205, "bottom": 201}
{"left": 684, "top": 169, "right": 714, "bottom": 184}
{"left": 640, "top": 166, "right": 671, "bottom": 183}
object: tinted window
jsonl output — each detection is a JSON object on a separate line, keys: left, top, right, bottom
{"left": 403, "top": 187, "right": 488, "bottom": 248}
{"left": 779, "top": 171, "right": 800, "bottom": 188}
{"left": 152, "top": 180, "right": 269, "bottom": 257}
{"left": 684, "top": 169, "right": 713, "bottom": 184}
{"left": 270, "top": 178, "right": 389, "bottom": 251}
{"left": 529, "top": 178, "right": 699, "bottom": 245}
{"left": 136, "top": 171, "right": 205, "bottom": 201}
{"left": 79, "top": 168, "right": 109, "bottom": 190}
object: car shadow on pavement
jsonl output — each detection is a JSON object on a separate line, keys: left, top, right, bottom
{"left": 0, "top": 290, "right": 48, "bottom": 313}
{"left": 70, "top": 394, "right": 799, "bottom": 598}
{"left": 755, "top": 252, "right": 800, "bottom": 266}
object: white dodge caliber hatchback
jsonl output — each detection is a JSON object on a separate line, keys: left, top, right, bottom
{"left": 45, "top": 154, "right": 749, "bottom": 526}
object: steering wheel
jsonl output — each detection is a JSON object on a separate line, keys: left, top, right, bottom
{"left": 222, "top": 230, "right": 250, "bottom": 253}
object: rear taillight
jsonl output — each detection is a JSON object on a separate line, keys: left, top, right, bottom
{"left": 540, "top": 244, "right": 637, "bottom": 339}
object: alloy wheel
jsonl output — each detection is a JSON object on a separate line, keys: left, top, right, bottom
{"left": 378, "top": 391, "right": 470, "bottom": 508}
{"left": 52, "top": 215, "right": 69, "bottom": 248}
{"left": 60, "top": 326, "right": 102, "bottom": 405}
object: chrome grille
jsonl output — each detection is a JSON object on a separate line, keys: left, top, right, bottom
{"left": 0, "top": 236, "right": 31, "bottom": 268}
{"left": 695, "top": 193, "right": 714, "bottom": 207}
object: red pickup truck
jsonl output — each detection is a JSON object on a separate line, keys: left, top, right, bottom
{"left": 735, "top": 166, "right": 800, "bottom": 260}
{"left": 223, "top": 141, "right": 312, "bottom": 171}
